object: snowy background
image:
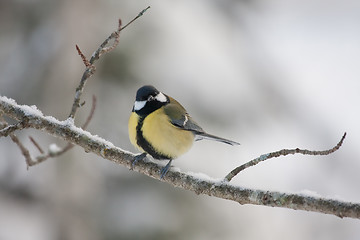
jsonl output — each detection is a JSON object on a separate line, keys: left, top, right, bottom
{"left": 0, "top": 0, "right": 359, "bottom": 239}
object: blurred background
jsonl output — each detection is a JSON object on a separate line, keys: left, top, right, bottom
{"left": 0, "top": 0, "right": 360, "bottom": 239}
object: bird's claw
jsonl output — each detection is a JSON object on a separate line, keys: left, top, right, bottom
{"left": 160, "top": 159, "right": 173, "bottom": 179}
{"left": 131, "top": 152, "right": 147, "bottom": 170}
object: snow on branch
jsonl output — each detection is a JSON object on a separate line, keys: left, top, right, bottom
{"left": 0, "top": 7, "right": 358, "bottom": 220}
{"left": 0, "top": 95, "right": 358, "bottom": 219}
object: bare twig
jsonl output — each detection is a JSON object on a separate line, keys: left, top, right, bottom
{"left": 0, "top": 116, "right": 34, "bottom": 167}
{"left": 0, "top": 95, "right": 97, "bottom": 167}
{"left": 76, "top": 45, "right": 91, "bottom": 67}
{"left": 121, "top": 6, "right": 150, "bottom": 31}
{"left": 0, "top": 121, "right": 27, "bottom": 137}
{"left": 68, "top": 6, "right": 150, "bottom": 119}
{"left": 82, "top": 95, "right": 97, "bottom": 129}
{"left": 224, "top": 132, "right": 347, "bottom": 182}
{"left": 99, "top": 19, "right": 122, "bottom": 55}
{"left": 0, "top": 96, "right": 357, "bottom": 219}
{"left": 10, "top": 133, "right": 33, "bottom": 168}
{"left": 29, "top": 136, "right": 44, "bottom": 154}
{"left": 0, "top": 8, "right": 356, "bottom": 219}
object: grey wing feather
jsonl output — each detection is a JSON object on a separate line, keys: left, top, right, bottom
{"left": 171, "top": 114, "right": 204, "bottom": 132}
{"left": 195, "top": 132, "right": 240, "bottom": 145}
{"left": 164, "top": 97, "right": 204, "bottom": 132}
{"left": 164, "top": 98, "right": 240, "bottom": 146}
{"left": 170, "top": 114, "right": 240, "bottom": 146}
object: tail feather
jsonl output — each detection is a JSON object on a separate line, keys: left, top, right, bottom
{"left": 195, "top": 132, "right": 240, "bottom": 146}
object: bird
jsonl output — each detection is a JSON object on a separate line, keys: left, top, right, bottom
{"left": 128, "top": 85, "right": 240, "bottom": 178}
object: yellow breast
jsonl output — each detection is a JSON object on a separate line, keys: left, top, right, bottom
{"left": 128, "top": 108, "right": 195, "bottom": 159}
{"left": 128, "top": 112, "right": 141, "bottom": 151}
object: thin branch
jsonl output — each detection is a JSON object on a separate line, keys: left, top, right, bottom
{"left": 9, "top": 133, "right": 33, "bottom": 168}
{"left": 120, "top": 6, "right": 150, "bottom": 31}
{"left": 82, "top": 95, "right": 97, "bottom": 129}
{"left": 0, "top": 121, "right": 27, "bottom": 137}
{"left": 0, "top": 96, "right": 357, "bottom": 219}
{"left": 0, "top": 116, "right": 34, "bottom": 167}
{"left": 29, "top": 95, "right": 97, "bottom": 166}
{"left": 29, "top": 136, "right": 44, "bottom": 154}
{"left": 0, "top": 8, "right": 356, "bottom": 220}
{"left": 76, "top": 44, "right": 91, "bottom": 67}
{"left": 224, "top": 132, "right": 347, "bottom": 182}
{"left": 68, "top": 6, "right": 150, "bottom": 119}
{"left": 0, "top": 95, "right": 97, "bottom": 167}
{"left": 99, "top": 19, "right": 122, "bottom": 55}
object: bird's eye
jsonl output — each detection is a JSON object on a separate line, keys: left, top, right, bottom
{"left": 147, "top": 96, "right": 155, "bottom": 101}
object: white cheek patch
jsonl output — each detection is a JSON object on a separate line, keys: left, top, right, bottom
{"left": 155, "top": 92, "right": 167, "bottom": 103}
{"left": 134, "top": 92, "right": 167, "bottom": 111}
{"left": 134, "top": 100, "right": 146, "bottom": 111}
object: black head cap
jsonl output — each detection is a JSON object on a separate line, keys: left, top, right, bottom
{"left": 133, "top": 85, "right": 169, "bottom": 116}
{"left": 136, "top": 85, "right": 159, "bottom": 101}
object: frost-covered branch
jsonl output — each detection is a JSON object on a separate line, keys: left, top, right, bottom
{"left": 0, "top": 8, "right": 357, "bottom": 220}
{"left": 0, "top": 7, "right": 150, "bottom": 167}
{"left": 0, "top": 96, "right": 97, "bottom": 167}
{"left": 0, "top": 96, "right": 359, "bottom": 219}
{"left": 0, "top": 121, "right": 27, "bottom": 137}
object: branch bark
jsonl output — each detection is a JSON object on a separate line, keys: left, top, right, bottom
{"left": 0, "top": 96, "right": 358, "bottom": 220}
{"left": 0, "top": 7, "right": 357, "bottom": 220}
{"left": 225, "top": 133, "right": 346, "bottom": 182}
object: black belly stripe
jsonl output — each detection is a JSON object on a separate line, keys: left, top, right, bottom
{"left": 136, "top": 116, "right": 172, "bottom": 160}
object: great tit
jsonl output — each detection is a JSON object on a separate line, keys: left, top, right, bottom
{"left": 128, "top": 85, "right": 240, "bottom": 178}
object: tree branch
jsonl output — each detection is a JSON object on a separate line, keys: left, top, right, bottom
{"left": 0, "top": 95, "right": 97, "bottom": 167}
{"left": 0, "top": 121, "right": 28, "bottom": 137}
{"left": 0, "top": 8, "right": 356, "bottom": 220}
{"left": 0, "top": 96, "right": 358, "bottom": 219}
{"left": 225, "top": 132, "right": 347, "bottom": 182}
{"left": 27, "top": 95, "right": 97, "bottom": 166}
{"left": 68, "top": 6, "right": 150, "bottom": 119}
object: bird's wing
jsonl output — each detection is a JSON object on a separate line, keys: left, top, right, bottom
{"left": 164, "top": 97, "right": 240, "bottom": 146}
{"left": 164, "top": 97, "right": 204, "bottom": 133}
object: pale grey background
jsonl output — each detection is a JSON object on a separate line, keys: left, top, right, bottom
{"left": 0, "top": 0, "right": 359, "bottom": 239}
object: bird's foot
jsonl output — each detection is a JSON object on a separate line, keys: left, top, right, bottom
{"left": 160, "top": 159, "right": 173, "bottom": 179}
{"left": 131, "top": 152, "right": 147, "bottom": 169}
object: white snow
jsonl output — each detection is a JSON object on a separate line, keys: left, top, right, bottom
{"left": 48, "top": 143, "right": 61, "bottom": 154}
{"left": 22, "top": 105, "right": 43, "bottom": 117}
{"left": 186, "top": 171, "right": 222, "bottom": 183}
{"left": 44, "top": 116, "right": 62, "bottom": 125}
{"left": 298, "top": 189, "right": 322, "bottom": 198}
{"left": 298, "top": 190, "right": 350, "bottom": 202}
{"left": 0, "top": 95, "right": 128, "bottom": 154}
{"left": 63, "top": 117, "right": 74, "bottom": 126}
{"left": 67, "top": 123, "right": 116, "bottom": 149}
{"left": 0, "top": 96, "right": 17, "bottom": 105}
{"left": 0, "top": 96, "right": 44, "bottom": 117}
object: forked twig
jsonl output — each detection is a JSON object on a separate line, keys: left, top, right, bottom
{"left": 1, "top": 8, "right": 356, "bottom": 220}
{"left": 76, "top": 44, "right": 91, "bottom": 67}
{"left": 0, "top": 121, "right": 27, "bottom": 137}
{"left": 0, "top": 115, "right": 33, "bottom": 167}
{"left": 69, "top": 6, "right": 150, "bottom": 119}
{"left": 0, "top": 7, "right": 149, "bottom": 167}
{"left": 28, "top": 95, "right": 97, "bottom": 167}
{"left": 224, "top": 132, "right": 347, "bottom": 182}
{"left": 0, "top": 96, "right": 97, "bottom": 167}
